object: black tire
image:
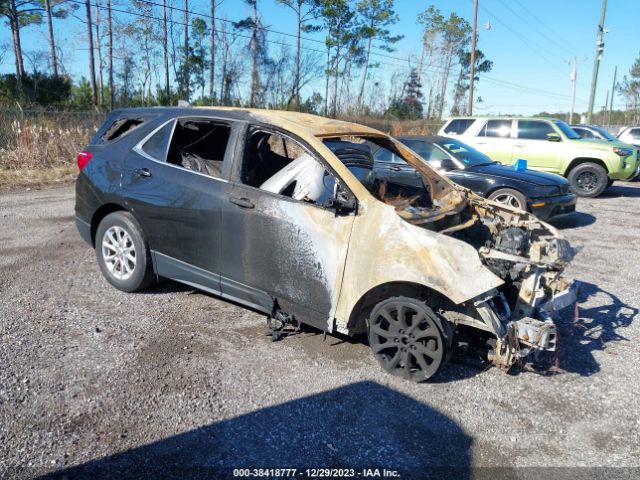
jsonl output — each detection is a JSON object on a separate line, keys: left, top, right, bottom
{"left": 606, "top": 178, "right": 614, "bottom": 189}
{"left": 368, "top": 296, "right": 453, "bottom": 382}
{"left": 95, "top": 211, "right": 155, "bottom": 292}
{"left": 567, "top": 162, "right": 608, "bottom": 197}
{"left": 488, "top": 188, "right": 528, "bottom": 211}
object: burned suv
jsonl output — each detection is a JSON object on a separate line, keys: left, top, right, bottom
{"left": 75, "top": 107, "right": 577, "bottom": 382}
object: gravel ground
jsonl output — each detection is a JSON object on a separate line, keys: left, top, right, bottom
{"left": 1, "top": 183, "right": 639, "bottom": 479}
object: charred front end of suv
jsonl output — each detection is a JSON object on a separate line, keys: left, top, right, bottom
{"left": 388, "top": 139, "right": 578, "bottom": 370}
{"left": 451, "top": 196, "right": 577, "bottom": 367}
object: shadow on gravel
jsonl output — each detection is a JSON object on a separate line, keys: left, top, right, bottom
{"left": 39, "top": 382, "right": 471, "bottom": 480}
{"left": 599, "top": 184, "right": 640, "bottom": 198}
{"left": 549, "top": 212, "right": 596, "bottom": 230}
{"left": 555, "top": 281, "right": 638, "bottom": 377}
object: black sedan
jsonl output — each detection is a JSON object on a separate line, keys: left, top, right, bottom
{"left": 373, "top": 135, "right": 576, "bottom": 220}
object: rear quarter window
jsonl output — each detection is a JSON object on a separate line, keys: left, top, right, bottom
{"left": 443, "top": 119, "right": 474, "bottom": 135}
{"left": 101, "top": 118, "right": 144, "bottom": 142}
{"left": 140, "top": 121, "right": 175, "bottom": 160}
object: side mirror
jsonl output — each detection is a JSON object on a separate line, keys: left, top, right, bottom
{"left": 431, "top": 158, "right": 457, "bottom": 171}
{"left": 547, "top": 133, "right": 561, "bottom": 142}
{"left": 325, "top": 187, "right": 357, "bottom": 214}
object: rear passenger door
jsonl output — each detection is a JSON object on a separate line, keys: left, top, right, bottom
{"left": 471, "top": 119, "right": 515, "bottom": 165}
{"left": 121, "top": 117, "right": 238, "bottom": 293}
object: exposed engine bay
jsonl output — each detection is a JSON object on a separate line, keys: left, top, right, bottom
{"left": 325, "top": 134, "right": 579, "bottom": 370}
{"left": 395, "top": 163, "right": 578, "bottom": 370}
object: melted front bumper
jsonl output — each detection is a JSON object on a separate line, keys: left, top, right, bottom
{"left": 476, "top": 277, "right": 578, "bottom": 367}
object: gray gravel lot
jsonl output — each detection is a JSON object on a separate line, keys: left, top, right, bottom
{"left": 1, "top": 183, "right": 639, "bottom": 479}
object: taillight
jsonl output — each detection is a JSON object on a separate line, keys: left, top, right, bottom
{"left": 77, "top": 150, "right": 93, "bottom": 170}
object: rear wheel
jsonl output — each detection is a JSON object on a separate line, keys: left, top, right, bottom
{"left": 368, "top": 297, "right": 452, "bottom": 382}
{"left": 567, "top": 162, "right": 608, "bottom": 197}
{"left": 488, "top": 188, "right": 528, "bottom": 211}
{"left": 95, "top": 211, "right": 155, "bottom": 292}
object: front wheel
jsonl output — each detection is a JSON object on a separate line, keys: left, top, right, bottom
{"left": 95, "top": 211, "right": 155, "bottom": 292}
{"left": 567, "top": 162, "right": 608, "bottom": 197}
{"left": 368, "top": 297, "right": 453, "bottom": 382}
{"left": 488, "top": 188, "right": 528, "bottom": 211}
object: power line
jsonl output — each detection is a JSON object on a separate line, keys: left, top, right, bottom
{"left": 512, "top": 0, "right": 584, "bottom": 55}
{"left": 476, "top": 1, "right": 568, "bottom": 77}
{"left": 495, "top": 0, "right": 576, "bottom": 60}
{"left": 60, "top": 0, "right": 585, "bottom": 109}
{"left": 134, "top": 0, "right": 406, "bottom": 66}
{"left": 477, "top": 74, "right": 588, "bottom": 103}
{"left": 65, "top": 0, "right": 415, "bottom": 72}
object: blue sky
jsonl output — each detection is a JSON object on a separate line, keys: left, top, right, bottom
{"left": 1, "top": 0, "right": 637, "bottom": 115}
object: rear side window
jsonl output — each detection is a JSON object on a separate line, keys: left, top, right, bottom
{"left": 478, "top": 120, "right": 512, "bottom": 138}
{"left": 166, "top": 118, "right": 231, "bottom": 179}
{"left": 444, "top": 119, "right": 474, "bottom": 135}
{"left": 101, "top": 118, "right": 144, "bottom": 141}
{"left": 141, "top": 121, "right": 175, "bottom": 160}
{"left": 517, "top": 120, "right": 555, "bottom": 140}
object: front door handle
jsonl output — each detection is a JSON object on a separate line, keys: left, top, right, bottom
{"left": 135, "top": 168, "right": 152, "bottom": 177}
{"left": 229, "top": 197, "right": 255, "bottom": 209}
{"left": 390, "top": 165, "right": 401, "bottom": 171}
{"left": 514, "top": 143, "right": 526, "bottom": 147}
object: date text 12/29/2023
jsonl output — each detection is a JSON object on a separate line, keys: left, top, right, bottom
{"left": 233, "top": 468, "right": 401, "bottom": 478}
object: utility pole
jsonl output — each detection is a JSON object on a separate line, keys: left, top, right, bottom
{"left": 569, "top": 57, "right": 577, "bottom": 124}
{"left": 468, "top": 0, "right": 479, "bottom": 115}
{"left": 587, "top": 0, "right": 608, "bottom": 123}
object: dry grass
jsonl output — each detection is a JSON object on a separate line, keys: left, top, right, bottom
{"left": 0, "top": 113, "right": 96, "bottom": 187}
{"left": 0, "top": 118, "right": 94, "bottom": 170}
{"left": 338, "top": 115, "right": 443, "bottom": 136}
{"left": 0, "top": 165, "right": 77, "bottom": 190}
{"left": 0, "top": 110, "right": 440, "bottom": 189}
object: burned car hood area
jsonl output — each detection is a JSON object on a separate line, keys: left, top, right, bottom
{"left": 321, "top": 131, "right": 578, "bottom": 371}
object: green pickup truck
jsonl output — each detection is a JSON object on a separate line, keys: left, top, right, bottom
{"left": 438, "top": 117, "right": 639, "bottom": 197}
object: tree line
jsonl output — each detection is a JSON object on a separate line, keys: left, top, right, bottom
{"left": 0, "top": 0, "right": 492, "bottom": 120}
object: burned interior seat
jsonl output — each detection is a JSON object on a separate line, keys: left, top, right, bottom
{"left": 243, "top": 134, "right": 292, "bottom": 187}
{"left": 167, "top": 120, "right": 229, "bottom": 178}
{"left": 259, "top": 153, "right": 330, "bottom": 203}
{"left": 323, "top": 140, "right": 376, "bottom": 192}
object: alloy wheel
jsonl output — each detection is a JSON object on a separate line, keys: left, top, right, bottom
{"left": 576, "top": 170, "right": 599, "bottom": 193}
{"left": 369, "top": 300, "right": 445, "bottom": 381}
{"left": 101, "top": 226, "right": 136, "bottom": 281}
{"left": 492, "top": 193, "right": 523, "bottom": 209}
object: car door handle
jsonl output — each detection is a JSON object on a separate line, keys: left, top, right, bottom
{"left": 135, "top": 168, "right": 152, "bottom": 177}
{"left": 514, "top": 143, "right": 526, "bottom": 147}
{"left": 390, "top": 165, "right": 401, "bottom": 171}
{"left": 229, "top": 197, "right": 255, "bottom": 209}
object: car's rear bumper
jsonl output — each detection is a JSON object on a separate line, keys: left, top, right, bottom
{"left": 529, "top": 193, "right": 577, "bottom": 220}
{"left": 75, "top": 216, "right": 92, "bottom": 247}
